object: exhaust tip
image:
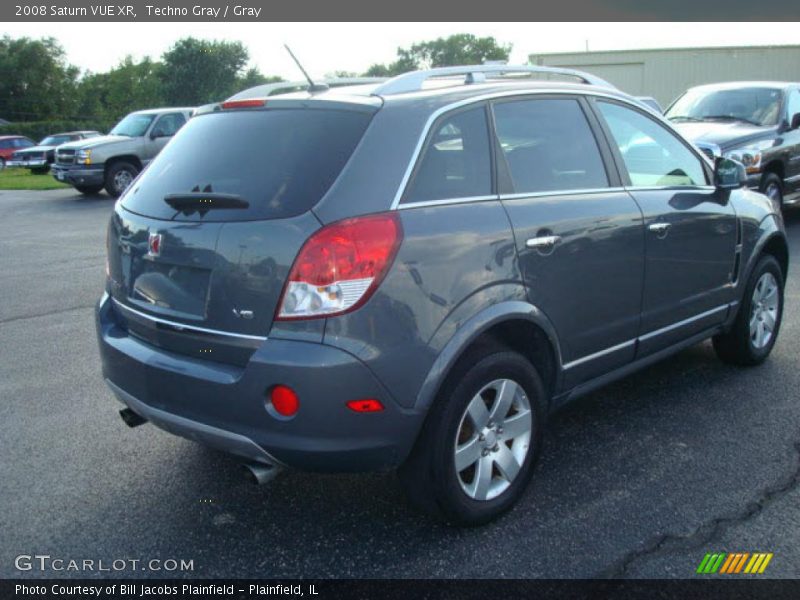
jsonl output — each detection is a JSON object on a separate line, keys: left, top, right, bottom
{"left": 243, "top": 462, "right": 283, "bottom": 485}
{"left": 119, "top": 408, "right": 148, "bottom": 428}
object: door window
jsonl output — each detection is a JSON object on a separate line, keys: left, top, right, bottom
{"left": 151, "top": 113, "right": 187, "bottom": 138}
{"left": 493, "top": 98, "right": 609, "bottom": 194}
{"left": 598, "top": 101, "right": 707, "bottom": 187}
{"left": 403, "top": 106, "right": 492, "bottom": 203}
{"left": 787, "top": 89, "right": 800, "bottom": 123}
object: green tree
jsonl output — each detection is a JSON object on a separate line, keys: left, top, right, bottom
{"left": 0, "top": 36, "right": 79, "bottom": 121}
{"left": 364, "top": 34, "right": 512, "bottom": 77}
{"left": 77, "top": 56, "right": 165, "bottom": 122}
{"left": 160, "top": 38, "right": 251, "bottom": 105}
{"left": 235, "top": 67, "right": 283, "bottom": 91}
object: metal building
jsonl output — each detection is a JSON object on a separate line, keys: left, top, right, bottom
{"left": 529, "top": 45, "right": 800, "bottom": 109}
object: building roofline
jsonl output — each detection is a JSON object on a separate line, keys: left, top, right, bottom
{"left": 529, "top": 43, "right": 800, "bottom": 59}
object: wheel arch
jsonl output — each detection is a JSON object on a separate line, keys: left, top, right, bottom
{"left": 761, "top": 232, "right": 789, "bottom": 282}
{"left": 104, "top": 154, "right": 143, "bottom": 174}
{"left": 761, "top": 159, "right": 785, "bottom": 182}
{"left": 414, "top": 301, "right": 563, "bottom": 414}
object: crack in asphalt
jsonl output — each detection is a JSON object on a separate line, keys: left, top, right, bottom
{"left": 599, "top": 438, "right": 800, "bottom": 578}
{"left": 0, "top": 304, "right": 94, "bottom": 326}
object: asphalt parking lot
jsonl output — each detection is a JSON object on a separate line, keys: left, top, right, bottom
{"left": 1, "top": 188, "right": 799, "bottom": 579}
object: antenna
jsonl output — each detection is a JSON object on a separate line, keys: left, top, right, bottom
{"left": 283, "top": 45, "right": 329, "bottom": 92}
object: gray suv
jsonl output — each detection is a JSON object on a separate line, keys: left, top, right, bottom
{"left": 97, "top": 65, "right": 789, "bottom": 525}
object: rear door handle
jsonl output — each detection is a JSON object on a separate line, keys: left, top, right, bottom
{"left": 526, "top": 235, "right": 561, "bottom": 250}
{"left": 648, "top": 222, "right": 671, "bottom": 235}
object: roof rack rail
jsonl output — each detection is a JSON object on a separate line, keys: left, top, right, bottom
{"left": 371, "top": 64, "right": 614, "bottom": 96}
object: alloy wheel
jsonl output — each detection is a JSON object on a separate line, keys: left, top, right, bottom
{"left": 750, "top": 272, "right": 779, "bottom": 349}
{"left": 454, "top": 378, "right": 532, "bottom": 501}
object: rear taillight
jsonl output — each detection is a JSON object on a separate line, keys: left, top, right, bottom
{"left": 275, "top": 213, "right": 402, "bottom": 320}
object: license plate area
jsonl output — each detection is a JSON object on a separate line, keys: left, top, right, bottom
{"left": 130, "top": 260, "right": 212, "bottom": 319}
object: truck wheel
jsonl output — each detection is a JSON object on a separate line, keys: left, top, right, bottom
{"left": 0, "top": 158, "right": 5, "bottom": 170}
{"left": 713, "top": 255, "right": 784, "bottom": 366}
{"left": 75, "top": 184, "right": 104, "bottom": 195}
{"left": 399, "top": 347, "right": 545, "bottom": 525}
{"left": 105, "top": 161, "right": 138, "bottom": 197}
{"left": 759, "top": 173, "right": 783, "bottom": 209}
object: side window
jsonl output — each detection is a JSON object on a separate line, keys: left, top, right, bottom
{"left": 787, "top": 90, "right": 800, "bottom": 122}
{"left": 403, "top": 106, "right": 492, "bottom": 203}
{"left": 597, "top": 101, "right": 707, "bottom": 187}
{"left": 0, "top": 140, "right": 10, "bottom": 149}
{"left": 493, "top": 98, "right": 609, "bottom": 194}
{"left": 151, "top": 113, "right": 187, "bottom": 138}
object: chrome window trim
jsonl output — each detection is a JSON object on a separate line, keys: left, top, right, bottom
{"left": 112, "top": 298, "right": 268, "bottom": 342}
{"left": 398, "top": 183, "right": 717, "bottom": 211}
{"left": 391, "top": 88, "right": 705, "bottom": 210}
{"left": 638, "top": 305, "right": 728, "bottom": 342}
{"left": 562, "top": 303, "right": 730, "bottom": 370}
{"left": 396, "top": 194, "right": 498, "bottom": 210}
{"left": 626, "top": 185, "right": 716, "bottom": 192}
{"left": 499, "top": 187, "right": 626, "bottom": 201}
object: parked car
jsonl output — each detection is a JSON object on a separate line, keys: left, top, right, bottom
{"left": 52, "top": 108, "right": 193, "bottom": 197}
{"left": 0, "top": 135, "right": 35, "bottom": 169}
{"left": 7, "top": 131, "right": 101, "bottom": 173}
{"left": 666, "top": 81, "right": 800, "bottom": 210}
{"left": 97, "top": 65, "right": 788, "bottom": 525}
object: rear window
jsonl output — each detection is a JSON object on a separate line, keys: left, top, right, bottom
{"left": 402, "top": 106, "right": 492, "bottom": 204}
{"left": 121, "top": 108, "right": 373, "bottom": 221}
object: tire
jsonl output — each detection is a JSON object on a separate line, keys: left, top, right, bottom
{"left": 104, "top": 161, "right": 138, "bottom": 198}
{"left": 0, "top": 158, "right": 5, "bottom": 170}
{"left": 713, "top": 254, "right": 784, "bottom": 366}
{"left": 75, "top": 184, "right": 104, "bottom": 195}
{"left": 399, "top": 347, "right": 546, "bottom": 526}
{"left": 760, "top": 173, "right": 783, "bottom": 209}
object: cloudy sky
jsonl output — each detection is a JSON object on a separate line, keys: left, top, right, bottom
{"left": 4, "top": 22, "right": 799, "bottom": 77}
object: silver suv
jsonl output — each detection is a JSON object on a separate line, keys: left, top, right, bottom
{"left": 53, "top": 107, "right": 193, "bottom": 197}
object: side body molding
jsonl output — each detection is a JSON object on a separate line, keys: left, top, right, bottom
{"left": 414, "top": 300, "right": 563, "bottom": 412}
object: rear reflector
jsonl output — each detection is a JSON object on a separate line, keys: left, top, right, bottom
{"left": 221, "top": 99, "right": 267, "bottom": 109}
{"left": 346, "top": 399, "right": 384, "bottom": 413}
{"left": 275, "top": 213, "right": 402, "bottom": 320}
{"left": 270, "top": 385, "right": 299, "bottom": 417}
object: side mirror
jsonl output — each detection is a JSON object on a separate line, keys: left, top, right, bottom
{"left": 791, "top": 113, "right": 800, "bottom": 131}
{"left": 714, "top": 157, "right": 747, "bottom": 191}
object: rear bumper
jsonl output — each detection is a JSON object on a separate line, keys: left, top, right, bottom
{"left": 96, "top": 294, "right": 424, "bottom": 472}
{"left": 52, "top": 165, "right": 104, "bottom": 186}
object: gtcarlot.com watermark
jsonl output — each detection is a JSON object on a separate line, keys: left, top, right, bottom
{"left": 14, "top": 554, "right": 194, "bottom": 573}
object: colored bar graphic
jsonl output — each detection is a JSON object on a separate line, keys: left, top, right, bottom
{"left": 719, "top": 554, "right": 736, "bottom": 574}
{"left": 758, "top": 554, "right": 773, "bottom": 573}
{"left": 699, "top": 552, "right": 773, "bottom": 574}
{"left": 734, "top": 553, "right": 749, "bottom": 573}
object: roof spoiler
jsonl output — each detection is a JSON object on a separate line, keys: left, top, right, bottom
{"left": 227, "top": 77, "right": 388, "bottom": 102}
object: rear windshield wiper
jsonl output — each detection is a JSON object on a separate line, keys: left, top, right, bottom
{"left": 702, "top": 115, "right": 761, "bottom": 126}
{"left": 164, "top": 192, "right": 249, "bottom": 213}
